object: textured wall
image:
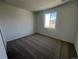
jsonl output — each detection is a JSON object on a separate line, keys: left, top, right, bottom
{"left": 35, "top": 1, "right": 77, "bottom": 43}
{"left": 0, "top": 3, "right": 35, "bottom": 42}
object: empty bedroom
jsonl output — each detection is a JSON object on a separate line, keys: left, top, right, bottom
{"left": 0, "top": 0, "right": 78, "bottom": 59}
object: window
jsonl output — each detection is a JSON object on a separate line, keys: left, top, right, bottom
{"left": 44, "top": 12, "right": 57, "bottom": 29}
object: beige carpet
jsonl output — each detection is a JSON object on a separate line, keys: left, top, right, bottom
{"left": 7, "top": 33, "right": 77, "bottom": 59}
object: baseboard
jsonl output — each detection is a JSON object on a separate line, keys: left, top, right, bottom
{"left": 35, "top": 32, "right": 73, "bottom": 44}
{"left": 7, "top": 32, "right": 73, "bottom": 45}
{"left": 7, "top": 33, "right": 36, "bottom": 43}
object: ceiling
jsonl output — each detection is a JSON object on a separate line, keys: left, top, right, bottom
{"left": 4, "top": 0, "right": 69, "bottom": 11}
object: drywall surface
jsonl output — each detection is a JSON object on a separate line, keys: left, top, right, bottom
{"left": 0, "top": 32, "right": 8, "bottom": 59}
{"left": 74, "top": 36, "right": 78, "bottom": 54}
{"left": 0, "top": 2, "right": 35, "bottom": 42}
{"left": 35, "top": 1, "right": 77, "bottom": 43}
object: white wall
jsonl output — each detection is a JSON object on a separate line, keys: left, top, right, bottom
{"left": 0, "top": 32, "right": 8, "bottom": 59}
{"left": 74, "top": 36, "right": 78, "bottom": 54}
{"left": 0, "top": 2, "right": 35, "bottom": 42}
{"left": 35, "top": 1, "right": 77, "bottom": 43}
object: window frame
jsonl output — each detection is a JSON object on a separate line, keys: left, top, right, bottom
{"left": 44, "top": 12, "right": 57, "bottom": 29}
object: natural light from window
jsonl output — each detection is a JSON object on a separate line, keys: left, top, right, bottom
{"left": 44, "top": 12, "right": 57, "bottom": 29}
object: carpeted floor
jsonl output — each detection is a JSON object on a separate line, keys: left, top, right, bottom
{"left": 7, "top": 33, "right": 77, "bottom": 59}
